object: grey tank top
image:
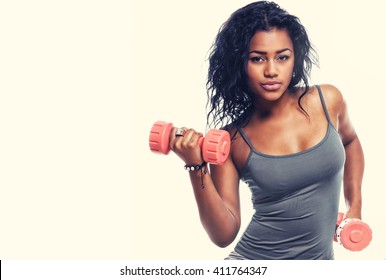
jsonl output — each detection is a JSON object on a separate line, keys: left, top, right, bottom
{"left": 234, "top": 85, "right": 346, "bottom": 259}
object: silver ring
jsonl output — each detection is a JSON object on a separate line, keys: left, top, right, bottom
{"left": 175, "top": 128, "right": 185, "bottom": 137}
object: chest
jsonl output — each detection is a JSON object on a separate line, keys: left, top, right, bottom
{"left": 240, "top": 125, "right": 345, "bottom": 201}
{"left": 231, "top": 109, "right": 337, "bottom": 174}
{"left": 248, "top": 115, "right": 327, "bottom": 154}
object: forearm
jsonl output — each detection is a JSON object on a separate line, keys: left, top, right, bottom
{"left": 343, "top": 135, "right": 364, "bottom": 219}
{"left": 168, "top": 126, "right": 240, "bottom": 246}
{"left": 188, "top": 169, "right": 239, "bottom": 247}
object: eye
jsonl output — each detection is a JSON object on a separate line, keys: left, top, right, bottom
{"left": 276, "top": 55, "right": 290, "bottom": 61}
{"left": 250, "top": 56, "right": 265, "bottom": 63}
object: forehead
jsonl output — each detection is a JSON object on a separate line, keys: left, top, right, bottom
{"left": 249, "top": 28, "right": 293, "bottom": 51}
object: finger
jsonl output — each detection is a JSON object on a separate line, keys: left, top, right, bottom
{"left": 182, "top": 130, "right": 203, "bottom": 149}
{"left": 169, "top": 127, "right": 188, "bottom": 150}
{"left": 170, "top": 126, "right": 186, "bottom": 138}
{"left": 175, "top": 127, "right": 185, "bottom": 137}
{"left": 181, "top": 129, "right": 197, "bottom": 145}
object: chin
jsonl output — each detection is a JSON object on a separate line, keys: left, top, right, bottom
{"left": 259, "top": 89, "right": 286, "bottom": 101}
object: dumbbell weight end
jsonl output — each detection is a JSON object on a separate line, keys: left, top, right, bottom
{"left": 149, "top": 121, "right": 173, "bottom": 155}
{"left": 334, "top": 212, "right": 372, "bottom": 251}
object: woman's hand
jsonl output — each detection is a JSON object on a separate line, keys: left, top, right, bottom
{"left": 169, "top": 127, "right": 204, "bottom": 165}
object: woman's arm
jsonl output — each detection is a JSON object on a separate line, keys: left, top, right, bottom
{"left": 337, "top": 96, "right": 364, "bottom": 219}
{"left": 169, "top": 127, "right": 241, "bottom": 247}
{"left": 325, "top": 85, "right": 365, "bottom": 219}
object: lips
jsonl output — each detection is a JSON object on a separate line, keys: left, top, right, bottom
{"left": 261, "top": 81, "right": 281, "bottom": 91}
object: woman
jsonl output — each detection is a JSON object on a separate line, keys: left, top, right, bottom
{"left": 169, "top": 1, "right": 364, "bottom": 259}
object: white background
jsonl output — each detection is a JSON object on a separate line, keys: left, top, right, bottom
{"left": 0, "top": 0, "right": 385, "bottom": 260}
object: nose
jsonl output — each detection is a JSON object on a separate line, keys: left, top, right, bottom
{"left": 264, "top": 61, "right": 278, "bottom": 77}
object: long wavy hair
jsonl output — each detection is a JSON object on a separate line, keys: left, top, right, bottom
{"left": 206, "top": 1, "right": 318, "bottom": 130}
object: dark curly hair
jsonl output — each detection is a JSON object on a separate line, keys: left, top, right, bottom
{"left": 206, "top": 1, "right": 318, "bottom": 129}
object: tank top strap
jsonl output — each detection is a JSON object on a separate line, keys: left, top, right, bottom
{"left": 238, "top": 128, "right": 254, "bottom": 150}
{"left": 315, "top": 85, "right": 332, "bottom": 124}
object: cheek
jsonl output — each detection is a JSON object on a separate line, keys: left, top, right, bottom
{"left": 246, "top": 68, "right": 258, "bottom": 85}
{"left": 246, "top": 64, "right": 262, "bottom": 81}
{"left": 246, "top": 74, "right": 263, "bottom": 94}
{"left": 288, "top": 59, "right": 295, "bottom": 74}
{"left": 286, "top": 66, "right": 294, "bottom": 78}
{"left": 283, "top": 62, "right": 295, "bottom": 80}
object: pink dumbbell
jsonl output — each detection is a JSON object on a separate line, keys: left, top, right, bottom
{"left": 149, "top": 121, "right": 230, "bottom": 165}
{"left": 334, "top": 212, "right": 372, "bottom": 251}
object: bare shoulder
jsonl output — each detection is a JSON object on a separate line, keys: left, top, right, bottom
{"left": 221, "top": 123, "right": 241, "bottom": 143}
{"left": 318, "top": 84, "right": 345, "bottom": 115}
{"left": 298, "top": 84, "right": 344, "bottom": 113}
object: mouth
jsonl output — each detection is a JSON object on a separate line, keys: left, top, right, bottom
{"left": 261, "top": 81, "right": 282, "bottom": 91}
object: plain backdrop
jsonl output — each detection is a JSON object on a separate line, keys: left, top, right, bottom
{"left": 0, "top": 0, "right": 385, "bottom": 259}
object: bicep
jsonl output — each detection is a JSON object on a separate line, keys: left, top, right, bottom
{"left": 323, "top": 84, "right": 357, "bottom": 145}
{"left": 209, "top": 155, "right": 241, "bottom": 228}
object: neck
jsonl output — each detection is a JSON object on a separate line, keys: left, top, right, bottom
{"left": 252, "top": 90, "right": 294, "bottom": 119}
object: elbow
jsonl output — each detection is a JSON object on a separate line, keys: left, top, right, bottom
{"left": 201, "top": 213, "right": 240, "bottom": 248}
{"left": 213, "top": 238, "right": 234, "bottom": 248}
{"left": 215, "top": 240, "right": 233, "bottom": 248}
{"left": 209, "top": 232, "right": 238, "bottom": 248}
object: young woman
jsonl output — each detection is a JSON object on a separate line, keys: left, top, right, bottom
{"left": 169, "top": 1, "right": 364, "bottom": 259}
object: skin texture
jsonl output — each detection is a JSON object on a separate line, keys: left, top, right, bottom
{"left": 169, "top": 28, "right": 364, "bottom": 247}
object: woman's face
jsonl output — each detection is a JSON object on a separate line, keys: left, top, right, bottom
{"left": 246, "top": 28, "right": 295, "bottom": 102}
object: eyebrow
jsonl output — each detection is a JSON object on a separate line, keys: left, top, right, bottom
{"left": 249, "top": 48, "right": 292, "bottom": 55}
